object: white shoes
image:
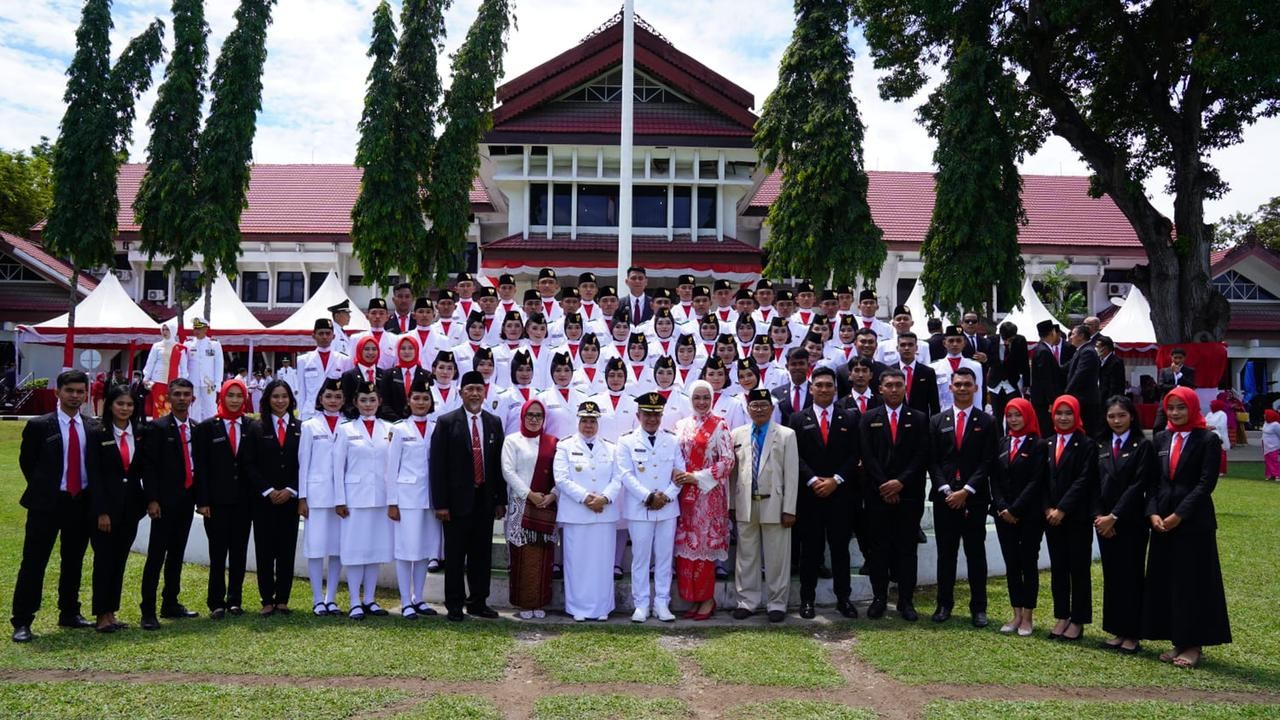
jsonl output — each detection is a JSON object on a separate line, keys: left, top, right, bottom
{"left": 631, "top": 607, "right": 649, "bottom": 623}
{"left": 654, "top": 603, "right": 676, "bottom": 622}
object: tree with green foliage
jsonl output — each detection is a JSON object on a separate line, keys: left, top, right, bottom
{"left": 1214, "top": 197, "right": 1280, "bottom": 251}
{"left": 1036, "top": 259, "right": 1086, "bottom": 321}
{"left": 134, "top": 0, "right": 209, "bottom": 332}
{"left": 191, "top": 0, "right": 275, "bottom": 320}
{"left": 424, "top": 0, "right": 512, "bottom": 284}
{"left": 858, "top": 1, "right": 1280, "bottom": 343}
{"left": 0, "top": 140, "right": 54, "bottom": 235}
{"left": 915, "top": 1, "right": 1040, "bottom": 319}
{"left": 755, "top": 0, "right": 884, "bottom": 289}
{"left": 351, "top": 0, "right": 424, "bottom": 290}
{"left": 42, "top": 0, "right": 163, "bottom": 367}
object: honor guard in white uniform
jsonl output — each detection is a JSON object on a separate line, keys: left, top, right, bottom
{"left": 299, "top": 378, "right": 346, "bottom": 615}
{"left": 385, "top": 376, "right": 442, "bottom": 618}
{"left": 327, "top": 300, "right": 354, "bottom": 357}
{"left": 553, "top": 401, "right": 621, "bottom": 621}
{"left": 930, "top": 324, "right": 984, "bottom": 410}
{"left": 618, "top": 392, "right": 687, "bottom": 622}
{"left": 185, "top": 317, "right": 224, "bottom": 422}
{"left": 296, "top": 319, "right": 353, "bottom": 420}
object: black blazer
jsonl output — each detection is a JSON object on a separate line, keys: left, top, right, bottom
{"left": 143, "top": 414, "right": 198, "bottom": 509}
{"left": 341, "top": 366, "right": 386, "bottom": 419}
{"left": 384, "top": 314, "right": 417, "bottom": 333}
{"left": 1029, "top": 342, "right": 1065, "bottom": 411}
{"left": 989, "top": 435, "right": 1048, "bottom": 521}
{"left": 17, "top": 411, "right": 101, "bottom": 511}
{"left": 900, "top": 361, "right": 940, "bottom": 417}
{"left": 379, "top": 366, "right": 434, "bottom": 421}
{"left": 927, "top": 406, "right": 996, "bottom": 507}
{"left": 1157, "top": 366, "right": 1196, "bottom": 391}
{"left": 986, "top": 336, "right": 1029, "bottom": 393}
{"left": 191, "top": 417, "right": 257, "bottom": 507}
{"left": 771, "top": 383, "right": 811, "bottom": 426}
{"left": 1094, "top": 433, "right": 1155, "bottom": 524}
{"left": 927, "top": 333, "right": 946, "bottom": 363}
{"left": 1064, "top": 344, "right": 1102, "bottom": 410}
{"left": 836, "top": 359, "right": 886, "bottom": 399}
{"left": 1146, "top": 428, "right": 1220, "bottom": 531}
{"left": 790, "top": 404, "right": 861, "bottom": 511}
{"left": 836, "top": 392, "right": 883, "bottom": 415}
{"left": 90, "top": 421, "right": 148, "bottom": 522}
{"left": 429, "top": 407, "right": 506, "bottom": 516}
{"left": 859, "top": 405, "right": 929, "bottom": 502}
{"left": 960, "top": 333, "right": 992, "bottom": 360}
{"left": 1098, "top": 353, "right": 1127, "bottom": 401}
{"left": 1044, "top": 430, "right": 1097, "bottom": 523}
{"left": 247, "top": 413, "right": 302, "bottom": 496}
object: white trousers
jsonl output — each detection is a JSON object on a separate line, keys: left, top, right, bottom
{"left": 190, "top": 386, "right": 218, "bottom": 422}
{"left": 562, "top": 523, "right": 617, "bottom": 619}
{"left": 628, "top": 517, "right": 676, "bottom": 609}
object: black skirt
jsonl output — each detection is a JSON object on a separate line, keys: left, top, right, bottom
{"left": 1141, "top": 526, "right": 1232, "bottom": 647}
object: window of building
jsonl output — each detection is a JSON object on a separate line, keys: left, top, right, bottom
{"left": 696, "top": 187, "right": 716, "bottom": 229}
{"left": 561, "top": 69, "right": 686, "bottom": 104}
{"left": 178, "top": 270, "right": 201, "bottom": 296}
{"left": 552, "top": 183, "right": 573, "bottom": 225}
{"left": 308, "top": 271, "right": 330, "bottom": 299}
{"left": 0, "top": 254, "right": 44, "bottom": 282}
{"left": 241, "top": 271, "right": 269, "bottom": 303}
{"left": 530, "top": 183, "right": 550, "bottom": 226}
{"left": 672, "top": 186, "right": 691, "bottom": 228}
{"left": 633, "top": 186, "right": 668, "bottom": 228}
{"left": 577, "top": 184, "right": 618, "bottom": 227}
{"left": 1213, "top": 269, "right": 1277, "bottom": 301}
{"left": 277, "top": 271, "right": 305, "bottom": 304}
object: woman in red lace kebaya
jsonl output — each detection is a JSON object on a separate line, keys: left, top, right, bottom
{"left": 673, "top": 380, "right": 734, "bottom": 619}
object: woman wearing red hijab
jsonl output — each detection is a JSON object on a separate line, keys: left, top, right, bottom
{"left": 192, "top": 378, "right": 257, "bottom": 619}
{"left": 1043, "top": 394, "right": 1097, "bottom": 642}
{"left": 1142, "top": 386, "right": 1232, "bottom": 668}
{"left": 990, "top": 398, "right": 1048, "bottom": 637}
{"left": 381, "top": 335, "right": 431, "bottom": 421}
{"left": 340, "top": 336, "right": 385, "bottom": 419}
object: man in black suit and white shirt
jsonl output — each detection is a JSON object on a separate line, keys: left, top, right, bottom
{"left": 1063, "top": 324, "right": 1102, "bottom": 436}
{"left": 1096, "top": 336, "right": 1127, "bottom": 402}
{"left": 1029, "top": 320, "right": 1066, "bottom": 437}
{"left": 622, "top": 266, "right": 653, "bottom": 324}
{"left": 11, "top": 370, "right": 97, "bottom": 642}
{"left": 384, "top": 282, "right": 417, "bottom": 334}
{"left": 1157, "top": 347, "right": 1197, "bottom": 391}
{"left": 986, "top": 322, "right": 1029, "bottom": 422}
{"left": 429, "top": 371, "right": 506, "bottom": 621}
{"left": 895, "top": 332, "right": 940, "bottom": 418}
{"left": 772, "top": 347, "right": 812, "bottom": 425}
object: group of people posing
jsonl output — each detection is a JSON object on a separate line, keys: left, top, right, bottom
{"left": 11, "top": 267, "right": 1230, "bottom": 671}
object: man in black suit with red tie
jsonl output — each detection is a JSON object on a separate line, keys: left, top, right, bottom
{"left": 859, "top": 368, "right": 928, "bottom": 622}
{"left": 623, "top": 266, "right": 653, "bottom": 324}
{"left": 772, "top": 347, "right": 812, "bottom": 425}
{"left": 11, "top": 370, "right": 97, "bottom": 642}
{"left": 385, "top": 282, "right": 417, "bottom": 334}
{"left": 430, "top": 371, "right": 506, "bottom": 622}
{"left": 928, "top": 367, "right": 996, "bottom": 628}
{"left": 790, "top": 367, "right": 861, "bottom": 620}
{"left": 895, "top": 332, "right": 940, "bottom": 418}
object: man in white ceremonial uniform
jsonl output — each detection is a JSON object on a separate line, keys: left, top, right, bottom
{"left": 296, "top": 319, "right": 353, "bottom": 420}
{"left": 851, "top": 289, "right": 894, "bottom": 343}
{"left": 730, "top": 388, "right": 800, "bottom": 622}
{"left": 930, "top": 325, "right": 984, "bottom": 410}
{"left": 185, "top": 317, "right": 224, "bottom": 422}
{"left": 618, "top": 392, "right": 686, "bottom": 623}
{"left": 275, "top": 356, "right": 298, "bottom": 395}
{"left": 327, "top": 300, "right": 354, "bottom": 357}
{"left": 876, "top": 305, "right": 932, "bottom": 367}
{"left": 553, "top": 401, "right": 621, "bottom": 621}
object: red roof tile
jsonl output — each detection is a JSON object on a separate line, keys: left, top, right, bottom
{"left": 1210, "top": 242, "right": 1280, "bottom": 275}
{"left": 0, "top": 231, "right": 98, "bottom": 293}
{"left": 492, "top": 101, "right": 752, "bottom": 138}
{"left": 483, "top": 232, "right": 760, "bottom": 256}
{"left": 1227, "top": 305, "right": 1280, "bottom": 333}
{"left": 750, "top": 170, "right": 1144, "bottom": 251}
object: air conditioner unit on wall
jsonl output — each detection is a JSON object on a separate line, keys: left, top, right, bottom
{"left": 146, "top": 289, "right": 167, "bottom": 302}
{"left": 1106, "top": 282, "right": 1131, "bottom": 297}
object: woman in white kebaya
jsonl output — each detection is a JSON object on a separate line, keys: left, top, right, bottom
{"left": 384, "top": 377, "right": 441, "bottom": 619}
{"left": 333, "top": 381, "right": 394, "bottom": 620}
{"left": 298, "top": 378, "right": 346, "bottom": 616}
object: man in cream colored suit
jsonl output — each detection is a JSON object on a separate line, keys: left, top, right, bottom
{"left": 730, "top": 388, "right": 799, "bottom": 622}
{"left": 617, "top": 392, "right": 687, "bottom": 623}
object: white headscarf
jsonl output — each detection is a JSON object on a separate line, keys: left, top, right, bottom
{"left": 686, "top": 379, "right": 715, "bottom": 419}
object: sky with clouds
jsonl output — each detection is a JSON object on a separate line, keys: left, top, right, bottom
{"left": 1, "top": 0, "right": 1276, "bottom": 221}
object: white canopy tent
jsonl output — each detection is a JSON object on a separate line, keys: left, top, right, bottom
{"left": 17, "top": 272, "right": 160, "bottom": 347}
{"left": 901, "top": 279, "right": 933, "bottom": 325}
{"left": 162, "top": 275, "right": 265, "bottom": 334}
{"left": 1102, "top": 285, "right": 1159, "bottom": 351}
{"left": 272, "top": 271, "right": 370, "bottom": 332}
{"left": 1000, "top": 277, "right": 1068, "bottom": 340}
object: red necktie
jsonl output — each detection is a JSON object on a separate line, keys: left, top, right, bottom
{"left": 584, "top": 368, "right": 596, "bottom": 382}
{"left": 569, "top": 344, "right": 579, "bottom": 359}
{"left": 1052, "top": 345, "right": 1060, "bottom": 362}
{"left": 277, "top": 418, "right": 287, "bottom": 448}
{"left": 948, "top": 356, "right": 961, "bottom": 372}
{"left": 889, "top": 409, "right": 898, "bottom": 442}
{"left": 793, "top": 385, "right": 801, "bottom": 411}
{"left": 680, "top": 368, "right": 690, "bottom": 383}
{"left": 441, "top": 321, "right": 452, "bottom": 335}
{"left": 1009, "top": 436, "right": 1020, "bottom": 462}
{"left": 719, "top": 309, "right": 729, "bottom": 321}
{"left": 364, "top": 419, "right": 375, "bottom": 437}
{"left": 858, "top": 396, "right": 867, "bottom": 414}
{"left": 634, "top": 299, "right": 642, "bottom": 320}
{"left": 404, "top": 368, "right": 413, "bottom": 399}
{"left": 774, "top": 348, "right": 783, "bottom": 362}
{"left": 66, "top": 417, "right": 82, "bottom": 496}
{"left": 530, "top": 345, "right": 540, "bottom": 358}
{"left": 1169, "top": 433, "right": 1184, "bottom": 476}
{"left": 471, "top": 415, "right": 484, "bottom": 486}
{"left": 1113, "top": 437, "right": 1122, "bottom": 460}
{"left": 416, "top": 420, "right": 427, "bottom": 438}
{"left": 118, "top": 430, "right": 131, "bottom": 472}
{"left": 843, "top": 346, "right": 852, "bottom": 359}
{"left": 325, "top": 415, "right": 338, "bottom": 433}
{"left": 366, "top": 368, "right": 374, "bottom": 382}
{"left": 904, "top": 365, "right": 913, "bottom": 399}
{"left": 955, "top": 409, "right": 965, "bottom": 449}
{"left": 399, "top": 314, "right": 408, "bottom": 331}
{"left": 820, "top": 409, "right": 829, "bottom": 444}
{"left": 228, "top": 420, "right": 238, "bottom": 456}
{"left": 1055, "top": 434, "right": 1066, "bottom": 464}
{"left": 179, "top": 422, "right": 193, "bottom": 488}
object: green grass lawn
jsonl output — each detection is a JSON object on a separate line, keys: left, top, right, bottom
{"left": 389, "top": 695, "right": 503, "bottom": 720}
{"left": 721, "top": 700, "right": 876, "bottom": 719}
{"left": 691, "top": 629, "right": 844, "bottom": 688}
{"left": 924, "top": 700, "right": 1280, "bottom": 719}
{"left": 532, "top": 694, "right": 690, "bottom": 720}
{"left": 530, "top": 627, "right": 682, "bottom": 683}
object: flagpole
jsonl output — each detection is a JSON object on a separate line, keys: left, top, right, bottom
{"left": 616, "top": 0, "right": 635, "bottom": 286}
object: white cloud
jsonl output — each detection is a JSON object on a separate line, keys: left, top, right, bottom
{"left": 1, "top": 0, "right": 1276, "bottom": 220}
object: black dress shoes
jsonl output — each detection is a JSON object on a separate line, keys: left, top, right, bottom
{"left": 140, "top": 616, "right": 160, "bottom": 631}
{"left": 466, "top": 605, "right": 499, "bottom": 619}
{"left": 767, "top": 610, "right": 786, "bottom": 623}
{"left": 11, "top": 626, "right": 33, "bottom": 643}
{"left": 899, "top": 604, "right": 920, "bottom": 622}
{"left": 731, "top": 608, "right": 753, "bottom": 620}
{"left": 836, "top": 600, "right": 859, "bottom": 619}
{"left": 799, "top": 602, "right": 817, "bottom": 619}
{"left": 867, "top": 598, "right": 887, "bottom": 619}
{"left": 971, "top": 612, "right": 989, "bottom": 629}
{"left": 932, "top": 607, "right": 952, "bottom": 623}
{"left": 58, "top": 615, "right": 93, "bottom": 629}
{"left": 446, "top": 609, "right": 466, "bottom": 622}
{"left": 160, "top": 605, "right": 198, "bottom": 619}
{"left": 227, "top": 606, "right": 244, "bottom": 617}
{"left": 210, "top": 608, "right": 227, "bottom": 620}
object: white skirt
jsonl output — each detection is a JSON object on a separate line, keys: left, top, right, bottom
{"left": 393, "top": 508, "right": 443, "bottom": 561}
{"left": 302, "top": 509, "right": 341, "bottom": 559}
{"left": 562, "top": 522, "right": 618, "bottom": 619}
{"left": 339, "top": 507, "right": 394, "bottom": 565}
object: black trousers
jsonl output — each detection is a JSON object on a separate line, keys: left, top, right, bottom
{"left": 798, "top": 497, "right": 852, "bottom": 603}
{"left": 204, "top": 502, "right": 251, "bottom": 611}
{"left": 90, "top": 514, "right": 140, "bottom": 615}
{"left": 933, "top": 502, "right": 988, "bottom": 613}
{"left": 443, "top": 491, "right": 493, "bottom": 612}
{"left": 10, "top": 492, "right": 91, "bottom": 628}
{"left": 140, "top": 498, "right": 195, "bottom": 614}
{"left": 1045, "top": 521, "right": 1093, "bottom": 624}
{"left": 252, "top": 495, "right": 299, "bottom": 606}
{"left": 864, "top": 498, "right": 924, "bottom": 606}
{"left": 995, "top": 517, "right": 1043, "bottom": 609}
{"left": 1099, "top": 525, "right": 1148, "bottom": 637}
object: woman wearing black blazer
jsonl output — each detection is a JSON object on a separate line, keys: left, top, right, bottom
{"left": 249, "top": 379, "right": 302, "bottom": 615}
{"left": 381, "top": 335, "right": 433, "bottom": 421}
{"left": 1142, "top": 387, "right": 1231, "bottom": 668}
{"left": 1043, "top": 395, "right": 1097, "bottom": 642}
{"left": 989, "top": 398, "right": 1047, "bottom": 637}
{"left": 89, "top": 384, "right": 149, "bottom": 633}
{"left": 1094, "top": 395, "right": 1156, "bottom": 654}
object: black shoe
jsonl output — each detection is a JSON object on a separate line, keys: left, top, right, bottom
{"left": 94, "top": 623, "right": 118, "bottom": 634}
{"left": 210, "top": 608, "right": 227, "bottom": 620}
{"left": 971, "top": 612, "right": 989, "bottom": 629}
{"left": 767, "top": 610, "right": 786, "bottom": 623}
{"left": 447, "top": 610, "right": 466, "bottom": 622}
{"left": 1119, "top": 643, "right": 1142, "bottom": 655}
{"left": 160, "top": 605, "right": 198, "bottom": 619}
{"left": 466, "top": 605, "right": 499, "bottom": 619}
{"left": 58, "top": 615, "right": 93, "bottom": 629}
{"left": 365, "top": 603, "right": 389, "bottom": 617}
{"left": 552, "top": 564, "right": 563, "bottom": 580}
{"left": 816, "top": 565, "right": 833, "bottom": 579}
{"left": 867, "top": 598, "right": 887, "bottom": 619}
{"left": 731, "top": 608, "right": 753, "bottom": 620}
{"left": 932, "top": 607, "right": 952, "bottom": 623}
{"left": 613, "top": 565, "right": 624, "bottom": 580}
{"left": 714, "top": 565, "right": 728, "bottom": 580}
{"left": 415, "top": 603, "right": 439, "bottom": 616}
{"left": 837, "top": 600, "right": 859, "bottom": 619}
{"left": 227, "top": 606, "right": 244, "bottom": 617}
{"left": 799, "top": 602, "right": 816, "bottom": 619}
{"left": 899, "top": 604, "right": 919, "bottom": 622}
{"left": 140, "top": 616, "right": 160, "bottom": 631}
{"left": 11, "top": 626, "right": 32, "bottom": 643}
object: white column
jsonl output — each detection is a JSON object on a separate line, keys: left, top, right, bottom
{"left": 615, "top": 0, "right": 636, "bottom": 283}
